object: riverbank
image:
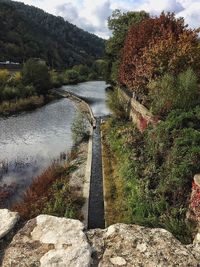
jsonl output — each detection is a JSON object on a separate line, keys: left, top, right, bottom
{"left": 0, "top": 94, "right": 61, "bottom": 117}
{"left": 12, "top": 140, "right": 89, "bottom": 222}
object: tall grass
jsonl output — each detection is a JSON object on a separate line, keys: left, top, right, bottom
{"left": 0, "top": 96, "right": 44, "bottom": 116}
{"left": 12, "top": 149, "right": 84, "bottom": 220}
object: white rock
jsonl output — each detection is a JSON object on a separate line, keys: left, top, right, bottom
{"left": 110, "top": 256, "right": 126, "bottom": 266}
{"left": 40, "top": 247, "right": 91, "bottom": 267}
{"left": 87, "top": 223, "right": 199, "bottom": 267}
{"left": 0, "top": 209, "right": 19, "bottom": 239}
{"left": 2, "top": 215, "right": 91, "bottom": 267}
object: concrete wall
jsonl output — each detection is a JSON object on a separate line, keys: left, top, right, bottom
{"left": 118, "top": 87, "right": 158, "bottom": 131}
{"left": 52, "top": 88, "right": 95, "bottom": 228}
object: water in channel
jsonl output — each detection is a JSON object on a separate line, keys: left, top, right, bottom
{"left": 0, "top": 81, "right": 109, "bottom": 208}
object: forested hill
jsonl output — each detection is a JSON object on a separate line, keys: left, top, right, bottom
{"left": 0, "top": 0, "right": 105, "bottom": 69}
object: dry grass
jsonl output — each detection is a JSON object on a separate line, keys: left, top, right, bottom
{"left": 12, "top": 149, "right": 84, "bottom": 220}
{"left": 0, "top": 96, "right": 45, "bottom": 116}
{"left": 101, "top": 122, "right": 127, "bottom": 226}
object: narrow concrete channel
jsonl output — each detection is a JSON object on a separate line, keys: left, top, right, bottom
{"left": 88, "top": 118, "right": 105, "bottom": 229}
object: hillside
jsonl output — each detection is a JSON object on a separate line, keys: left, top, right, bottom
{"left": 0, "top": 0, "right": 105, "bottom": 69}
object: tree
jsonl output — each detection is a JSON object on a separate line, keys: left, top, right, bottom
{"left": 106, "top": 10, "right": 149, "bottom": 83}
{"left": 22, "top": 59, "right": 51, "bottom": 95}
{"left": 64, "top": 69, "right": 80, "bottom": 84}
{"left": 119, "top": 13, "right": 200, "bottom": 103}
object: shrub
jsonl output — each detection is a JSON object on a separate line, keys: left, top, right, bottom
{"left": 22, "top": 58, "right": 51, "bottom": 95}
{"left": 8, "top": 72, "right": 22, "bottom": 86}
{"left": 106, "top": 88, "right": 129, "bottom": 119}
{"left": 50, "top": 70, "right": 63, "bottom": 88}
{"left": 0, "top": 69, "right": 10, "bottom": 86}
{"left": 71, "top": 111, "right": 90, "bottom": 144}
{"left": 64, "top": 69, "right": 80, "bottom": 84}
{"left": 148, "top": 68, "right": 199, "bottom": 116}
{"left": 1, "top": 85, "right": 20, "bottom": 100}
{"left": 105, "top": 108, "right": 200, "bottom": 243}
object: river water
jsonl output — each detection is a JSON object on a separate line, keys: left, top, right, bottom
{"left": 0, "top": 81, "right": 109, "bottom": 207}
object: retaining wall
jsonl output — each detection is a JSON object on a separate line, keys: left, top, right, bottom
{"left": 118, "top": 87, "right": 158, "bottom": 131}
{"left": 52, "top": 88, "right": 96, "bottom": 228}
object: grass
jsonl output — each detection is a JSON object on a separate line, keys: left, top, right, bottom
{"left": 101, "top": 121, "right": 128, "bottom": 226}
{"left": 102, "top": 114, "right": 200, "bottom": 244}
{"left": 0, "top": 94, "right": 59, "bottom": 116}
{"left": 12, "top": 148, "right": 85, "bottom": 221}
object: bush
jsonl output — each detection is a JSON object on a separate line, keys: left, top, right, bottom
{"left": 106, "top": 87, "right": 129, "bottom": 119}
{"left": 8, "top": 72, "right": 22, "bottom": 86}
{"left": 0, "top": 69, "right": 10, "bottom": 86}
{"left": 71, "top": 111, "right": 90, "bottom": 144}
{"left": 22, "top": 58, "right": 51, "bottom": 95}
{"left": 50, "top": 70, "right": 63, "bottom": 88}
{"left": 148, "top": 68, "right": 199, "bottom": 116}
{"left": 105, "top": 108, "right": 200, "bottom": 243}
{"left": 1, "top": 85, "right": 20, "bottom": 100}
{"left": 64, "top": 69, "right": 80, "bottom": 84}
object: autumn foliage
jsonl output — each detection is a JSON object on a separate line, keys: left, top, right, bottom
{"left": 119, "top": 12, "right": 200, "bottom": 101}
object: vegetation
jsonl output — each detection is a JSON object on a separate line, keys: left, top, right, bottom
{"left": 104, "top": 10, "right": 200, "bottom": 243}
{"left": 106, "top": 88, "right": 129, "bottom": 120}
{"left": 148, "top": 68, "right": 199, "bottom": 116}
{"left": 22, "top": 59, "right": 51, "bottom": 95}
{"left": 103, "top": 112, "right": 200, "bottom": 243}
{"left": 106, "top": 10, "right": 149, "bottom": 84}
{"left": 0, "top": 59, "right": 58, "bottom": 115}
{"left": 119, "top": 13, "right": 200, "bottom": 103}
{"left": 0, "top": 0, "right": 105, "bottom": 69}
{"left": 71, "top": 111, "right": 90, "bottom": 144}
{"left": 0, "top": 56, "right": 108, "bottom": 116}
{"left": 12, "top": 149, "right": 85, "bottom": 221}
{"left": 62, "top": 60, "right": 109, "bottom": 84}
{"left": 101, "top": 121, "right": 127, "bottom": 225}
{"left": 0, "top": 95, "right": 45, "bottom": 116}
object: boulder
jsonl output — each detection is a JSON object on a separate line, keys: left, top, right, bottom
{"left": 0, "top": 209, "right": 19, "bottom": 239}
{"left": 2, "top": 215, "right": 200, "bottom": 267}
{"left": 2, "top": 215, "right": 91, "bottom": 267}
{"left": 87, "top": 224, "right": 199, "bottom": 267}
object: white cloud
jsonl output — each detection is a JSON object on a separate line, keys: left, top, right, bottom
{"left": 56, "top": 0, "right": 112, "bottom": 38}
{"left": 178, "top": 1, "right": 200, "bottom": 29}
{"left": 138, "top": 0, "right": 184, "bottom": 14}
{"left": 14, "top": 0, "right": 200, "bottom": 38}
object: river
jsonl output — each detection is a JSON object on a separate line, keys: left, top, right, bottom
{"left": 0, "top": 81, "right": 109, "bottom": 207}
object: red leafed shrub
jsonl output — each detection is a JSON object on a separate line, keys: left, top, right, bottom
{"left": 191, "top": 182, "right": 200, "bottom": 217}
{"left": 138, "top": 116, "right": 148, "bottom": 132}
{"left": 119, "top": 12, "right": 200, "bottom": 101}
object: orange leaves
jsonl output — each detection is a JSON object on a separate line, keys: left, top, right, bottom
{"left": 119, "top": 12, "right": 200, "bottom": 102}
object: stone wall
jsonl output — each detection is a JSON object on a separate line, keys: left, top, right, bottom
{"left": 118, "top": 87, "right": 158, "bottom": 131}
{"left": 1, "top": 210, "right": 200, "bottom": 267}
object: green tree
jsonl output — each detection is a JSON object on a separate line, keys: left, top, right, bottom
{"left": 73, "top": 65, "right": 90, "bottom": 80}
{"left": 22, "top": 59, "right": 51, "bottom": 95}
{"left": 92, "top": 59, "right": 109, "bottom": 80}
{"left": 106, "top": 10, "right": 149, "bottom": 83}
{"left": 64, "top": 69, "right": 80, "bottom": 84}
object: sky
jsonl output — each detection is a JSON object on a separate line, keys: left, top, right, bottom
{"left": 14, "top": 0, "right": 200, "bottom": 39}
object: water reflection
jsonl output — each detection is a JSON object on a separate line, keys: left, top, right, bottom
{"left": 62, "top": 81, "right": 110, "bottom": 117}
{"left": 0, "top": 81, "right": 109, "bottom": 207}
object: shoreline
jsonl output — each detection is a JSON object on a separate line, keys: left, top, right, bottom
{"left": 0, "top": 93, "right": 61, "bottom": 117}
{"left": 9, "top": 89, "right": 95, "bottom": 225}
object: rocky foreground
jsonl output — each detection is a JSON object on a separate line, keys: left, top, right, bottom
{"left": 0, "top": 209, "right": 200, "bottom": 267}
